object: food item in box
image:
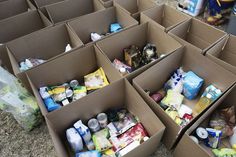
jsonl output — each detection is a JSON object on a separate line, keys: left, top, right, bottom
{"left": 112, "top": 59, "right": 132, "bottom": 75}
{"left": 161, "top": 89, "right": 184, "bottom": 110}
{"left": 113, "top": 113, "right": 137, "bottom": 134}
{"left": 141, "top": 43, "right": 158, "bottom": 65}
{"left": 73, "top": 86, "right": 87, "bottom": 101}
{"left": 19, "top": 58, "right": 46, "bottom": 71}
{"left": 74, "top": 120, "right": 92, "bottom": 144}
{"left": 193, "top": 85, "right": 222, "bottom": 116}
{"left": 92, "top": 128, "right": 112, "bottom": 152}
{"left": 66, "top": 128, "right": 83, "bottom": 153}
{"left": 88, "top": 118, "right": 101, "bottom": 133}
{"left": 65, "top": 44, "right": 72, "bottom": 52}
{"left": 110, "top": 23, "right": 122, "bottom": 33}
{"left": 97, "top": 113, "right": 108, "bottom": 128}
{"left": 183, "top": 71, "right": 204, "bottom": 100}
{"left": 84, "top": 68, "right": 109, "bottom": 90}
{"left": 150, "top": 89, "right": 166, "bottom": 103}
{"left": 206, "top": 128, "right": 222, "bottom": 149}
{"left": 124, "top": 45, "right": 142, "bottom": 70}
{"left": 212, "top": 148, "right": 236, "bottom": 157}
{"left": 91, "top": 33, "right": 103, "bottom": 42}
{"left": 76, "top": 150, "right": 101, "bottom": 157}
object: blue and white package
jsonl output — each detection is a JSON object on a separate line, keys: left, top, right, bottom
{"left": 110, "top": 23, "right": 122, "bottom": 33}
{"left": 75, "top": 150, "right": 101, "bottom": 157}
{"left": 66, "top": 128, "right": 83, "bottom": 153}
{"left": 183, "top": 71, "right": 204, "bottom": 100}
{"left": 74, "top": 120, "right": 92, "bottom": 143}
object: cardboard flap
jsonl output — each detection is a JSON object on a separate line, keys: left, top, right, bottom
{"left": 34, "top": 0, "right": 64, "bottom": 8}
{"left": 0, "top": 0, "right": 35, "bottom": 21}
{"left": 137, "top": 0, "right": 156, "bottom": 12}
{"left": 147, "top": 22, "right": 182, "bottom": 54}
{"left": 0, "top": 10, "right": 47, "bottom": 43}
{"left": 6, "top": 24, "right": 80, "bottom": 62}
{"left": 169, "top": 19, "right": 190, "bottom": 39}
{"left": 114, "top": 0, "right": 138, "bottom": 14}
{"left": 45, "top": 0, "right": 98, "bottom": 24}
{"left": 116, "top": 6, "right": 139, "bottom": 27}
{"left": 206, "top": 35, "right": 227, "bottom": 57}
{"left": 93, "top": 0, "right": 105, "bottom": 11}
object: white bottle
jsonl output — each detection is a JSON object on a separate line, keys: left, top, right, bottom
{"left": 74, "top": 120, "right": 92, "bottom": 143}
{"left": 66, "top": 128, "right": 83, "bottom": 153}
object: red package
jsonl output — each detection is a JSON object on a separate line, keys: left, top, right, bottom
{"left": 110, "top": 123, "right": 148, "bottom": 152}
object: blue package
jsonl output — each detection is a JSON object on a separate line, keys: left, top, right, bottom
{"left": 183, "top": 71, "right": 204, "bottom": 100}
{"left": 75, "top": 150, "right": 101, "bottom": 157}
{"left": 110, "top": 23, "right": 122, "bottom": 33}
{"left": 44, "top": 97, "right": 61, "bottom": 112}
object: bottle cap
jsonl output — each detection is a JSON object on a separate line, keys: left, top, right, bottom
{"left": 119, "top": 68, "right": 126, "bottom": 73}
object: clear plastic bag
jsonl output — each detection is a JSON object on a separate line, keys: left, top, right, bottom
{"left": 0, "top": 66, "right": 41, "bottom": 131}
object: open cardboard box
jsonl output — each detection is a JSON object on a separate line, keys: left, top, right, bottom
{"left": 0, "top": 0, "right": 36, "bottom": 21}
{"left": 98, "top": 0, "right": 113, "bottom": 8}
{"left": 140, "top": 4, "right": 191, "bottom": 32}
{"left": 96, "top": 22, "right": 182, "bottom": 81}
{"left": 45, "top": 78, "right": 166, "bottom": 157}
{"left": 6, "top": 24, "right": 83, "bottom": 91}
{"left": 0, "top": 10, "right": 52, "bottom": 75}
{"left": 206, "top": 34, "right": 236, "bottom": 75}
{"left": 26, "top": 44, "right": 121, "bottom": 116}
{"left": 114, "top": 0, "right": 156, "bottom": 20}
{"left": 45, "top": 0, "right": 105, "bottom": 24}
{"left": 133, "top": 44, "right": 236, "bottom": 149}
{"left": 33, "top": 0, "right": 65, "bottom": 8}
{"left": 168, "top": 18, "right": 227, "bottom": 53}
{"left": 174, "top": 84, "right": 236, "bottom": 157}
{"left": 68, "top": 7, "right": 138, "bottom": 46}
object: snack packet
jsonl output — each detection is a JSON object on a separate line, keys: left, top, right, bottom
{"left": 84, "top": 68, "right": 109, "bottom": 90}
{"left": 73, "top": 86, "right": 87, "bottom": 101}
{"left": 92, "top": 128, "right": 112, "bottom": 152}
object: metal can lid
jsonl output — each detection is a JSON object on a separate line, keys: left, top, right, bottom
{"left": 70, "top": 80, "right": 79, "bottom": 88}
{"left": 196, "top": 127, "right": 208, "bottom": 139}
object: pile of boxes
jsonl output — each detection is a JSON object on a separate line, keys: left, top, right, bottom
{"left": 0, "top": 0, "right": 235, "bottom": 156}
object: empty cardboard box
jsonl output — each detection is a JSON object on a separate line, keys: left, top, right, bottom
{"left": 168, "top": 18, "right": 227, "bottom": 53}
{"left": 33, "top": 0, "right": 65, "bottom": 8}
{"left": 0, "top": 0, "right": 36, "bottom": 21}
{"left": 26, "top": 45, "right": 121, "bottom": 116}
{"left": 140, "top": 4, "right": 191, "bottom": 32}
{"left": 174, "top": 84, "right": 236, "bottom": 157}
{"left": 45, "top": 0, "right": 105, "bottom": 24}
{"left": 7, "top": 24, "right": 83, "bottom": 90}
{"left": 45, "top": 78, "right": 166, "bottom": 157}
{"left": 114, "top": 0, "right": 156, "bottom": 20}
{"left": 68, "top": 7, "right": 138, "bottom": 45}
{"left": 0, "top": 10, "right": 52, "bottom": 74}
{"left": 133, "top": 45, "right": 236, "bottom": 149}
{"left": 206, "top": 34, "right": 236, "bottom": 75}
{"left": 98, "top": 0, "right": 113, "bottom": 8}
{"left": 96, "top": 23, "right": 182, "bottom": 81}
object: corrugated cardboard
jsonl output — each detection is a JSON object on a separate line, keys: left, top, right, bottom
{"left": 98, "top": 0, "right": 113, "bottom": 8}
{"left": 133, "top": 44, "right": 236, "bottom": 149}
{"left": 33, "top": 0, "right": 65, "bottom": 8}
{"left": 6, "top": 24, "right": 83, "bottom": 91}
{"left": 140, "top": 4, "right": 191, "bottom": 32}
{"left": 26, "top": 44, "right": 121, "bottom": 116}
{"left": 114, "top": 0, "right": 157, "bottom": 20}
{"left": 168, "top": 18, "right": 227, "bottom": 53}
{"left": 45, "top": 0, "right": 105, "bottom": 24}
{"left": 174, "top": 84, "right": 236, "bottom": 157}
{"left": 45, "top": 78, "right": 166, "bottom": 157}
{"left": 0, "top": 0, "right": 36, "bottom": 21}
{"left": 0, "top": 10, "right": 52, "bottom": 74}
{"left": 206, "top": 34, "right": 236, "bottom": 75}
{"left": 68, "top": 7, "right": 138, "bottom": 46}
{"left": 96, "top": 22, "right": 182, "bottom": 81}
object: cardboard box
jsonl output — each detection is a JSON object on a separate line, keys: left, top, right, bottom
{"left": 45, "top": 0, "right": 105, "bottom": 24}
{"left": 68, "top": 7, "right": 138, "bottom": 46}
{"left": 98, "top": 0, "right": 113, "bottom": 8}
{"left": 33, "top": 0, "right": 65, "bottom": 8}
{"left": 174, "top": 84, "right": 236, "bottom": 157}
{"left": 26, "top": 44, "right": 121, "bottom": 116}
{"left": 0, "top": 0, "right": 36, "bottom": 21}
{"left": 140, "top": 4, "right": 191, "bottom": 32}
{"left": 96, "top": 23, "right": 182, "bottom": 81}
{"left": 168, "top": 18, "right": 227, "bottom": 53}
{"left": 114, "top": 0, "right": 157, "bottom": 20}
{"left": 45, "top": 78, "right": 166, "bottom": 157}
{"left": 206, "top": 34, "right": 236, "bottom": 75}
{"left": 6, "top": 24, "right": 83, "bottom": 91}
{"left": 0, "top": 10, "right": 52, "bottom": 74}
{"left": 133, "top": 44, "right": 236, "bottom": 149}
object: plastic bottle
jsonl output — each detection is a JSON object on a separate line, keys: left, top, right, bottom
{"left": 193, "top": 93, "right": 212, "bottom": 116}
{"left": 66, "top": 128, "right": 83, "bottom": 153}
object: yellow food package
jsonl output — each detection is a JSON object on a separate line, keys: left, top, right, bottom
{"left": 84, "top": 68, "right": 109, "bottom": 90}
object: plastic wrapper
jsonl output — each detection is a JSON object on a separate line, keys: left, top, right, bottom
{"left": 76, "top": 150, "right": 101, "bottom": 157}
{"left": 73, "top": 86, "right": 87, "bottom": 101}
{"left": 161, "top": 89, "right": 184, "bottom": 110}
{"left": 92, "top": 128, "right": 112, "bottom": 152}
{"left": 84, "top": 68, "right": 109, "bottom": 91}
{"left": 0, "top": 67, "right": 41, "bottom": 131}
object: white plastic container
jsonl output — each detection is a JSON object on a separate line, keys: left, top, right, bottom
{"left": 177, "top": 0, "right": 206, "bottom": 16}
